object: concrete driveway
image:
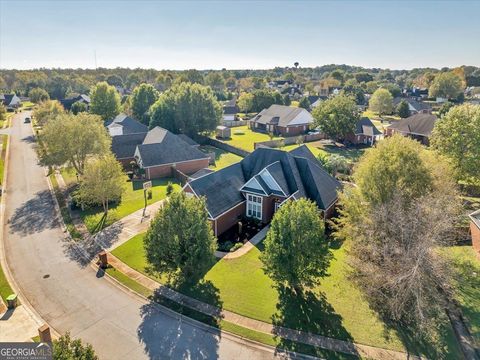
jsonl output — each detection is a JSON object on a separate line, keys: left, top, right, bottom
{"left": 1, "top": 112, "right": 299, "bottom": 359}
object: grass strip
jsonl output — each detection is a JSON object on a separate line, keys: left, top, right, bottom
{"left": 106, "top": 266, "right": 359, "bottom": 359}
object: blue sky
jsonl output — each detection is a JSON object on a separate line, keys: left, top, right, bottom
{"left": 1, "top": 0, "right": 479, "bottom": 70}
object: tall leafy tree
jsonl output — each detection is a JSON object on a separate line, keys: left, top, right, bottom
{"left": 205, "top": 72, "right": 225, "bottom": 92}
{"left": 251, "top": 89, "right": 276, "bottom": 112}
{"left": 431, "top": 103, "right": 480, "bottom": 186}
{"left": 298, "top": 96, "right": 310, "bottom": 109}
{"left": 429, "top": 72, "right": 463, "bottom": 99}
{"left": 144, "top": 192, "right": 216, "bottom": 282}
{"left": 40, "top": 113, "right": 111, "bottom": 174}
{"left": 29, "top": 87, "right": 50, "bottom": 103}
{"left": 237, "top": 92, "right": 254, "bottom": 113}
{"left": 335, "top": 135, "right": 461, "bottom": 336}
{"left": 260, "top": 199, "right": 330, "bottom": 293}
{"left": 33, "top": 100, "right": 65, "bottom": 126}
{"left": 313, "top": 94, "right": 359, "bottom": 142}
{"left": 71, "top": 101, "right": 88, "bottom": 115}
{"left": 76, "top": 154, "right": 124, "bottom": 217}
{"left": 130, "top": 83, "right": 159, "bottom": 124}
{"left": 106, "top": 74, "right": 124, "bottom": 88}
{"left": 396, "top": 99, "right": 410, "bottom": 118}
{"left": 369, "top": 88, "right": 393, "bottom": 116}
{"left": 89, "top": 81, "right": 121, "bottom": 121}
{"left": 149, "top": 82, "right": 221, "bottom": 136}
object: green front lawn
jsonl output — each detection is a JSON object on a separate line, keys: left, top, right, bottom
{"left": 79, "top": 176, "right": 180, "bottom": 233}
{"left": 215, "top": 125, "right": 283, "bottom": 152}
{"left": 111, "top": 233, "right": 460, "bottom": 357}
{"left": 444, "top": 246, "right": 480, "bottom": 345}
{"left": 200, "top": 145, "right": 242, "bottom": 170}
{"left": 0, "top": 264, "right": 14, "bottom": 303}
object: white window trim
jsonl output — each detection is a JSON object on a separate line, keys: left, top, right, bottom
{"left": 246, "top": 194, "right": 262, "bottom": 220}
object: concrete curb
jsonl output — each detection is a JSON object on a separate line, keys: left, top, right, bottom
{"left": 0, "top": 112, "right": 59, "bottom": 339}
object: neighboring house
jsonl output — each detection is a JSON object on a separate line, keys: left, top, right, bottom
{"left": 307, "top": 95, "right": 323, "bottom": 110}
{"left": 469, "top": 210, "right": 480, "bottom": 257}
{"left": 0, "top": 94, "right": 22, "bottom": 110}
{"left": 281, "top": 85, "right": 303, "bottom": 98}
{"left": 267, "top": 79, "right": 293, "bottom": 90}
{"left": 393, "top": 97, "right": 432, "bottom": 115}
{"left": 60, "top": 94, "right": 91, "bottom": 111}
{"left": 250, "top": 104, "right": 313, "bottom": 136}
{"left": 406, "top": 87, "right": 429, "bottom": 100}
{"left": 105, "top": 113, "right": 148, "bottom": 137}
{"left": 222, "top": 97, "right": 238, "bottom": 124}
{"left": 134, "top": 127, "right": 209, "bottom": 179}
{"left": 385, "top": 113, "right": 437, "bottom": 145}
{"left": 184, "top": 145, "right": 341, "bottom": 237}
{"left": 346, "top": 117, "right": 382, "bottom": 146}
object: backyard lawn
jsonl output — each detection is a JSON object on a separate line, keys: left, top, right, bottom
{"left": 215, "top": 125, "right": 282, "bottom": 152}
{"left": 443, "top": 246, "right": 480, "bottom": 345}
{"left": 66, "top": 172, "right": 181, "bottom": 233}
{"left": 111, "top": 233, "right": 461, "bottom": 357}
{"left": 200, "top": 145, "right": 242, "bottom": 170}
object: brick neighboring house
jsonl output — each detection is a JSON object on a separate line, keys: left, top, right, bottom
{"left": 469, "top": 210, "right": 480, "bottom": 257}
{"left": 385, "top": 113, "right": 437, "bottom": 145}
{"left": 249, "top": 104, "right": 313, "bottom": 137}
{"left": 184, "top": 145, "right": 341, "bottom": 237}
{"left": 0, "top": 94, "right": 21, "bottom": 110}
{"left": 346, "top": 117, "right": 383, "bottom": 146}
{"left": 134, "top": 127, "right": 209, "bottom": 179}
{"left": 393, "top": 97, "right": 432, "bottom": 115}
{"left": 60, "top": 94, "right": 90, "bottom": 111}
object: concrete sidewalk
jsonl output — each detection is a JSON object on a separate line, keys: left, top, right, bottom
{"left": 106, "top": 253, "right": 419, "bottom": 360}
{"left": 0, "top": 305, "right": 40, "bottom": 341}
{"left": 215, "top": 225, "right": 269, "bottom": 259}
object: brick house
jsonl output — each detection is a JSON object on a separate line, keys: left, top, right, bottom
{"left": 134, "top": 127, "right": 209, "bottom": 179}
{"left": 184, "top": 145, "right": 341, "bottom": 237}
{"left": 385, "top": 113, "right": 437, "bottom": 145}
{"left": 60, "top": 94, "right": 90, "bottom": 111}
{"left": 249, "top": 104, "right": 313, "bottom": 137}
{"left": 469, "top": 210, "right": 480, "bottom": 257}
{"left": 345, "top": 117, "right": 383, "bottom": 146}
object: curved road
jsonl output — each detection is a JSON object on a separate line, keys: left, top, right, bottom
{"left": 1, "top": 112, "right": 291, "bottom": 359}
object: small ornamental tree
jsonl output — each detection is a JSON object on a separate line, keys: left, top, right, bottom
{"left": 369, "top": 88, "right": 393, "bottom": 116}
{"left": 71, "top": 101, "right": 87, "bottom": 115}
{"left": 396, "top": 99, "right": 410, "bottom": 118}
{"left": 53, "top": 332, "right": 98, "bottom": 360}
{"left": 260, "top": 199, "right": 330, "bottom": 293}
{"left": 89, "top": 81, "right": 121, "bottom": 121}
{"left": 76, "top": 154, "right": 124, "bottom": 216}
{"left": 0, "top": 103, "right": 6, "bottom": 121}
{"left": 298, "top": 96, "right": 311, "bottom": 110}
{"left": 144, "top": 192, "right": 216, "bottom": 282}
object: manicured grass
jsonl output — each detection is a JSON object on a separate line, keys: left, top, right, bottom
{"left": 106, "top": 264, "right": 358, "bottom": 359}
{"left": 283, "top": 142, "right": 365, "bottom": 163}
{"left": 200, "top": 145, "right": 242, "bottom": 170}
{"left": 215, "top": 125, "right": 282, "bottom": 151}
{"left": 363, "top": 110, "right": 401, "bottom": 122}
{"left": 80, "top": 176, "right": 181, "bottom": 233}
{"left": 443, "top": 246, "right": 480, "bottom": 345}
{"left": 0, "top": 264, "right": 14, "bottom": 303}
{"left": 0, "top": 135, "right": 8, "bottom": 187}
{"left": 111, "top": 233, "right": 461, "bottom": 356}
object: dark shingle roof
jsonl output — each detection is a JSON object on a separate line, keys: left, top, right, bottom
{"left": 189, "top": 168, "right": 215, "bottom": 180}
{"left": 251, "top": 105, "right": 313, "bottom": 127}
{"left": 2, "top": 94, "right": 18, "bottom": 106}
{"left": 177, "top": 134, "right": 199, "bottom": 146}
{"left": 111, "top": 132, "right": 146, "bottom": 159}
{"left": 105, "top": 113, "right": 148, "bottom": 135}
{"left": 136, "top": 127, "right": 208, "bottom": 167}
{"left": 393, "top": 97, "right": 431, "bottom": 112}
{"left": 388, "top": 114, "right": 437, "bottom": 137}
{"left": 60, "top": 94, "right": 90, "bottom": 110}
{"left": 187, "top": 146, "right": 341, "bottom": 218}
{"left": 355, "top": 117, "right": 382, "bottom": 136}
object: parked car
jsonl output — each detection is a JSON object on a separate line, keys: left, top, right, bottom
{"left": 24, "top": 117, "right": 31, "bottom": 123}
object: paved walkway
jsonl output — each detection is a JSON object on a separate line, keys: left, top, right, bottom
{"left": 215, "top": 225, "right": 269, "bottom": 259}
{"left": 0, "top": 305, "right": 40, "bottom": 341}
{"left": 106, "top": 254, "right": 419, "bottom": 360}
